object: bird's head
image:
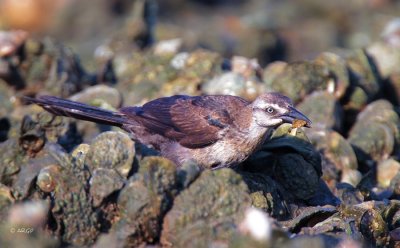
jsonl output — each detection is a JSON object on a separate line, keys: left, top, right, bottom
{"left": 251, "top": 92, "right": 312, "bottom": 128}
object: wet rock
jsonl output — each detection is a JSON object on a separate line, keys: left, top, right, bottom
{"left": 27, "top": 143, "right": 101, "bottom": 246}
{"left": 306, "top": 129, "right": 358, "bottom": 188}
{"left": 0, "top": 139, "right": 25, "bottom": 186}
{"left": 308, "top": 129, "right": 357, "bottom": 172}
{"left": 314, "top": 52, "right": 350, "bottom": 99}
{"left": 377, "top": 159, "right": 400, "bottom": 188}
{"left": 280, "top": 206, "right": 337, "bottom": 233}
{"left": 336, "top": 183, "right": 364, "bottom": 206}
{"left": 346, "top": 49, "right": 382, "bottom": 100}
{"left": 367, "top": 40, "right": 400, "bottom": 79}
{"left": 18, "top": 115, "right": 46, "bottom": 157}
{"left": 43, "top": 44, "right": 95, "bottom": 97}
{"left": 263, "top": 61, "right": 332, "bottom": 104}
{"left": 161, "top": 74, "right": 201, "bottom": 96}
{"left": 0, "top": 184, "right": 14, "bottom": 223}
{"left": 114, "top": 156, "right": 179, "bottom": 247}
{"left": 36, "top": 164, "right": 60, "bottom": 193}
{"left": 69, "top": 84, "right": 122, "bottom": 109}
{"left": 202, "top": 72, "right": 264, "bottom": 100}
{"left": 176, "top": 161, "right": 201, "bottom": 189}
{"left": 341, "top": 169, "right": 363, "bottom": 187}
{"left": 359, "top": 208, "right": 390, "bottom": 246}
{"left": 51, "top": 168, "right": 100, "bottom": 246}
{"left": 161, "top": 168, "right": 251, "bottom": 247}
{"left": 89, "top": 168, "right": 124, "bottom": 207}
{"left": 84, "top": 131, "right": 135, "bottom": 178}
{"left": 70, "top": 143, "right": 91, "bottom": 167}
{"left": 348, "top": 121, "right": 394, "bottom": 164}
{"left": 297, "top": 91, "right": 343, "bottom": 131}
{"left": 0, "top": 80, "right": 15, "bottom": 117}
{"left": 351, "top": 100, "right": 400, "bottom": 147}
{"left": 239, "top": 171, "right": 290, "bottom": 219}
{"left": 0, "top": 30, "right": 28, "bottom": 57}
{"left": 339, "top": 202, "right": 390, "bottom": 247}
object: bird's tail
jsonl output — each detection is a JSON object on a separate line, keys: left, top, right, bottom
{"left": 24, "top": 95, "right": 128, "bottom": 127}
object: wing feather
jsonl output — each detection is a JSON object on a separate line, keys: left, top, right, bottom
{"left": 119, "top": 95, "right": 249, "bottom": 148}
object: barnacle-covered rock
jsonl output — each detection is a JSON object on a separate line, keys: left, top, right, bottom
{"left": 280, "top": 206, "right": 337, "bottom": 233}
{"left": 202, "top": 72, "right": 264, "bottom": 101}
{"left": 345, "top": 49, "right": 381, "bottom": 100}
{"left": 51, "top": 167, "right": 100, "bottom": 245}
{"left": 43, "top": 44, "right": 95, "bottom": 98}
{"left": 18, "top": 141, "right": 101, "bottom": 246}
{"left": 263, "top": 61, "right": 331, "bottom": 104}
{"left": 314, "top": 52, "right": 350, "bottom": 99}
{"left": 18, "top": 115, "right": 46, "bottom": 157}
{"left": 70, "top": 143, "right": 90, "bottom": 167}
{"left": 351, "top": 100, "right": 400, "bottom": 146}
{"left": 84, "top": 131, "right": 135, "bottom": 178}
{"left": 180, "top": 49, "right": 222, "bottom": 79}
{"left": 0, "top": 184, "right": 14, "bottom": 223}
{"left": 341, "top": 169, "right": 362, "bottom": 187}
{"left": 336, "top": 183, "right": 364, "bottom": 206}
{"left": 0, "top": 80, "right": 15, "bottom": 117}
{"left": 0, "top": 30, "right": 28, "bottom": 57}
{"left": 348, "top": 121, "right": 394, "bottom": 164}
{"left": 89, "top": 168, "right": 124, "bottom": 207}
{"left": 280, "top": 235, "right": 358, "bottom": 248}
{"left": 161, "top": 74, "right": 201, "bottom": 96}
{"left": 69, "top": 84, "right": 122, "bottom": 109}
{"left": 306, "top": 129, "right": 358, "bottom": 186}
{"left": 36, "top": 164, "right": 59, "bottom": 193}
{"left": 297, "top": 91, "right": 343, "bottom": 131}
{"left": 342, "top": 86, "right": 369, "bottom": 115}
{"left": 377, "top": 159, "right": 400, "bottom": 188}
{"left": 114, "top": 52, "right": 178, "bottom": 106}
{"left": 0, "top": 139, "right": 25, "bottom": 185}
{"left": 348, "top": 100, "right": 399, "bottom": 165}
{"left": 359, "top": 208, "right": 390, "bottom": 246}
{"left": 339, "top": 203, "right": 390, "bottom": 247}
{"left": 367, "top": 41, "right": 400, "bottom": 79}
{"left": 161, "top": 168, "right": 251, "bottom": 247}
{"left": 108, "top": 156, "right": 178, "bottom": 247}
{"left": 176, "top": 161, "right": 201, "bottom": 189}
{"left": 239, "top": 172, "right": 290, "bottom": 219}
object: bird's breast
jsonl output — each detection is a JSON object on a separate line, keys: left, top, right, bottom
{"left": 189, "top": 126, "right": 270, "bottom": 168}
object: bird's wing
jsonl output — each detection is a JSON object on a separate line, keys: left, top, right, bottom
{"left": 120, "top": 95, "right": 249, "bottom": 148}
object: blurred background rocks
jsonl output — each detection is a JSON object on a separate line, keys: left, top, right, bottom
{"left": 1, "top": 0, "right": 400, "bottom": 247}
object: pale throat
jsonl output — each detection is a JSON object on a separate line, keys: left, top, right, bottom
{"left": 247, "top": 117, "right": 274, "bottom": 144}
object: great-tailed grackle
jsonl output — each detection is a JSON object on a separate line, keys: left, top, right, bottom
{"left": 25, "top": 93, "right": 311, "bottom": 169}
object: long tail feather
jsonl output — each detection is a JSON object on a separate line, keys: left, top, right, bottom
{"left": 24, "top": 96, "right": 127, "bottom": 127}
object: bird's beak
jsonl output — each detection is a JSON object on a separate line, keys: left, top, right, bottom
{"left": 280, "top": 106, "right": 312, "bottom": 128}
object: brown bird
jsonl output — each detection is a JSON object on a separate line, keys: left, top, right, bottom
{"left": 25, "top": 93, "right": 311, "bottom": 169}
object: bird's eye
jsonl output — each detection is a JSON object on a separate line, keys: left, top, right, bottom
{"left": 266, "top": 107, "right": 275, "bottom": 114}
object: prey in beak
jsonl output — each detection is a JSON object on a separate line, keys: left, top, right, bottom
{"left": 280, "top": 106, "right": 312, "bottom": 128}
